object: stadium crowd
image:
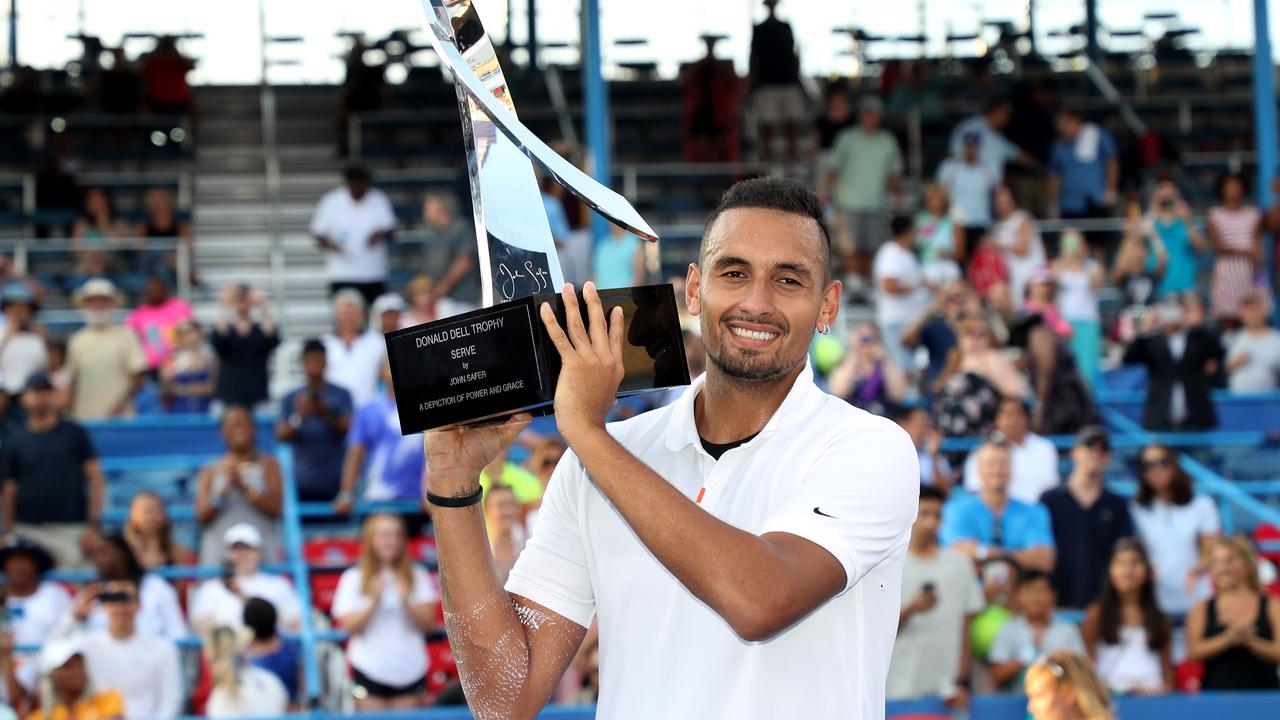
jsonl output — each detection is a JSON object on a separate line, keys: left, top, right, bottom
{"left": 1, "top": 2, "right": 1280, "bottom": 718}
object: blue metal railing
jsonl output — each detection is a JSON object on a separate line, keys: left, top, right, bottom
{"left": 276, "top": 446, "right": 324, "bottom": 707}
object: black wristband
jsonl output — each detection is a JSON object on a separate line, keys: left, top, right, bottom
{"left": 426, "top": 486, "right": 483, "bottom": 508}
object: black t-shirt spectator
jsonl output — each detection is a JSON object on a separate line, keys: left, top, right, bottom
{"left": 211, "top": 324, "right": 280, "bottom": 406}
{"left": 1041, "top": 487, "right": 1134, "bottom": 608}
{"left": 1, "top": 420, "right": 97, "bottom": 523}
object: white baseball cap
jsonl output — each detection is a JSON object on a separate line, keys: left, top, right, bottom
{"left": 223, "top": 523, "right": 263, "bottom": 549}
{"left": 39, "top": 637, "right": 83, "bottom": 674}
{"left": 371, "top": 293, "right": 406, "bottom": 317}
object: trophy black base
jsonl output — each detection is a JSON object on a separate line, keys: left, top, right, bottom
{"left": 385, "top": 284, "right": 691, "bottom": 433}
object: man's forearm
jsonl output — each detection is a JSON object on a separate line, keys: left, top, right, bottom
{"left": 437, "top": 255, "right": 474, "bottom": 297}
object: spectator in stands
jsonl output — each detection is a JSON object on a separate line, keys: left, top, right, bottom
{"left": 872, "top": 216, "right": 930, "bottom": 367}
{"left": 141, "top": 36, "right": 194, "bottom": 116}
{"left": 1025, "top": 325, "right": 1097, "bottom": 436}
{"left": 211, "top": 284, "right": 279, "bottom": 410}
{"left": 941, "top": 442, "right": 1055, "bottom": 573}
{"left": 1187, "top": 536, "right": 1280, "bottom": 690}
{"left": 825, "top": 95, "right": 903, "bottom": 294}
{"left": 159, "top": 319, "right": 215, "bottom": 413}
{"left": 205, "top": 625, "right": 288, "bottom": 718}
{"left": 135, "top": 187, "right": 193, "bottom": 286}
{"left": 525, "top": 437, "right": 567, "bottom": 502}
{"left": 322, "top": 290, "right": 385, "bottom": 409}
{"left": 70, "top": 187, "right": 128, "bottom": 280}
{"left": 594, "top": 225, "right": 645, "bottom": 290}
{"left": 1131, "top": 444, "right": 1220, "bottom": 615}
{"left": 962, "top": 397, "right": 1059, "bottom": 503}
{"left": 337, "top": 363, "right": 423, "bottom": 504}
{"left": 401, "top": 275, "right": 436, "bottom": 328}
{"left": 748, "top": 0, "right": 804, "bottom": 163}
{"left": 100, "top": 48, "right": 141, "bottom": 114}
{"left": 485, "top": 485, "right": 526, "bottom": 585}
{"left": 77, "top": 576, "right": 183, "bottom": 719}
{"left": 811, "top": 84, "right": 853, "bottom": 161}
{"left": 1110, "top": 230, "right": 1161, "bottom": 345}
{"left": 195, "top": 406, "right": 283, "bottom": 567}
{"left": 191, "top": 523, "right": 301, "bottom": 634}
{"left": 1, "top": 373, "right": 103, "bottom": 568}
{"left": 937, "top": 132, "right": 999, "bottom": 256}
{"left": 1123, "top": 299, "right": 1222, "bottom": 431}
{"left": 932, "top": 316, "right": 1026, "bottom": 437}
{"left": 1144, "top": 181, "right": 1204, "bottom": 298}
{"left": 1226, "top": 289, "right": 1280, "bottom": 392}
{"left": 0, "top": 283, "right": 48, "bottom": 396}
{"left": 991, "top": 185, "right": 1047, "bottom": 305}
{"left": 126, "top": 275, "right": 192, "bottom": 374}
{"left": 277, "top": 339, "right": 354, "bottom": 507}
{"left": 370, "top": 293, "right": 404, "bottom": 336}
{"left": 1047, "top": 109, "right": 1118, "bottom": 221}
{"left": 915, "top": 183, "right": 962, "bottom": 282}
{"left": 948, "top": 94, "right": 1032, "bottom": 184}
{"left": 890, "top": 406, "right": 951, "bottom": 491}
{"left": 887, "top": 486, "right": 983, "bottom": 705}
{"left": 479, "top": 442, "right": 544, "bottom": 506}
{"left": 0, "top": 538, "right": 71, "bottom": 697}
{"left": 43, "top": 339, "right": 70, "bottom": 413}
{"left": 243, "top": 598, "right": 300, "bottom": 705}
{"left": 20, "top": 637, "right": 125, "bottom": 720}
{"left": 1005, "top": 77, "right": 1058, "bottom": 217}
{"left": 66, "top": 280, "right": 147, "bottom": 419}
{"left": 124, "top": 491, "right": 193, "bottom": 571}
{"left": 828, "top": 323, "right": 907, "bottom": 417}
{"left": 1023, "top": 652, "right": 1115, "bottom": 720}
{"left": 1052, "top": 229, "right": 1103, "bottom": 383}
{"left": 1023, "top": 271, "right": 1072, "bottom": 340}
{"left": 885, "top": 62, "right": 944, "bottom": 134}
{"left": 680, "top": 35, "right": 741, "bottom": 164}
{"left": 989, "top": 570, "right": 1086, "bottom": 690}
{"left": 901, "top": 279, "right": 971, "bottom": 394}
{"left": 66, "top": 535, "right": 187, "bottom": 641}
{"left": 969, "top": 557, "right": 1020, "bottom": 671}
{"left": 1207, "top": 173, "right": 1264, "bottom": 327}
{"left": 1041, "top": 427, "right": 1134, "bottom": 609}
{"left": 419, "top": 195, "right": 480, "bottom": 318}
{"left": 1082, "top": 539, "right": 1173, "bottom": 695}
{"left": 332, "top": 513, "right": 439, "bottom": 710}
{"left": 310, "top": 166, "right": 397, "bottom": 306}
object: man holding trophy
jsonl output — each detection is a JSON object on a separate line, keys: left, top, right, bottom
{"left": 405, "top": 2, "right": 918, "bottom": 718}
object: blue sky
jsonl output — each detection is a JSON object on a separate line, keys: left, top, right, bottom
{"left": 4, "top": 0, "right": 1270, "bottom": 85}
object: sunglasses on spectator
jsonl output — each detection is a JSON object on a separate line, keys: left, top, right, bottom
{"left": 98, "top": 591, "right": 135, "bottom": 604}
{"left": 1141, "top": 457, "right": 1172, "bottom": 470}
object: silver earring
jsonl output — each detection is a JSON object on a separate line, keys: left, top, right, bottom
{"left": 818, "top": 322, "right": 831, "bottom": 335}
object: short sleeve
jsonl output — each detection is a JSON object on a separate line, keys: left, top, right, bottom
{"left": 998, "top": 133, "right": 1020, "bottom": 164}
{"left": 759, "top": 416, "right": 919, "bottom": 593}
{"left": 888, "top": 137, "right": 904, "bottom": 175}
{"left": 1061, "top": 623, "right": 1087, "bottom": 655}
{"left": 938, "top": 499, "right": 976, "bottom": 547}
{"left": 988, "top": 621, "right": 1020, "bottom": 663}
{"left": 964, "top": 566, "right": 985, "bottom": 614}
{"left": 278, "top": 390, "right": 297, "bottom": 421}
{"left": 332, "top": 387, "right": 354, "bottom": 416}
{"left": 309, "top": 193, "right": 333, "bottom": 237}
{"left": 937, "top": 161, "right": 954, "bottom": 185}
{"left": 374, "top": 191, "right": 398, "bottom": 231}
{"left": 272, "top": 580, "right": 303, "bottom": 627}
{"left": 346, "top": 406, "right": 376, "bottom": 448}
{"left": 123, "top": 331, "right": 148, "bottom": 374}
{"left": 1099, "top": 130, "right": 1118, "bottom": 159}
{"left": 76, "top": 423, "right": 98, "bottom": 461}
{"left": 1193, "top": 495, "right": 1221, "bottom": 535}
{"left": 504, "top": 451, "right": 595, "bottom": 628}
{"left": 1019, "top": 504, "right": 1056, "bottom": 549}
{"left": 330, "top": 567, "right": 368, "bottom": 618}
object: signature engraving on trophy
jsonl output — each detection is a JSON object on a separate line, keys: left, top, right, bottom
{"left": 498, "top": 261, "right": 553, "bottom": 301}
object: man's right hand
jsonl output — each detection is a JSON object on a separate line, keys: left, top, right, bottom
{"left": 905, "top": 589, "right": 938, "bottom": 616}
{"left": 72, "top": 583, "right": 101, "bottom": 622}
{"left": 423, "top": 413, "right": 532, "bottom": 497}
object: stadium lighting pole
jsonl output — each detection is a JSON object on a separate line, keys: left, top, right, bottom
{"left": 582, "top": 0, "right": 611, "bottom": 245}
{"left": 1252, "top": 0, "right": 1277, "bottom": 290}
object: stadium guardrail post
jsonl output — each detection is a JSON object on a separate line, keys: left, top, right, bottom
{"left": 276, "top": 446, "right": 323, "bottom": 708}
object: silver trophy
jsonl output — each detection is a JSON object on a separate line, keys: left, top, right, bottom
{"left": 385, "top": 0, "right": 688, "bottom": 432}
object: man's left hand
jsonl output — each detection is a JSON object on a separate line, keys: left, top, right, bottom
{"left": 540, "top": 282, "right": 625, "bottom": 443}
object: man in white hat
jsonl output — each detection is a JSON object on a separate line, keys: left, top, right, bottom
{"left": 189, "top": 523, "right": 302, "bottom": 635}
{"left": 65, "top": 279, "right": 147, "bottom": 419}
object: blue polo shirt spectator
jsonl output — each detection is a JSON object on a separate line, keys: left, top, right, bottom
{"left": 342, "top": 374, "right": 424, "bottom": 501}
{"left": 1049, "top": 108, "right": 1118, "bottom": 218}
{"left": 275, "top": 340, "right": 353, "bottom": 503}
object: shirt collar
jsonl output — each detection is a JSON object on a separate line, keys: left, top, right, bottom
{"left": 663, "top": 358, "right": 821, "bottom": 453}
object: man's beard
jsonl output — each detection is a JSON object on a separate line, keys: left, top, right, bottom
{"left": 84, "top": 309, "right": 113, "bottom": 327}
{"left": 707, "top": 319, "right": 802, "bottom": 383}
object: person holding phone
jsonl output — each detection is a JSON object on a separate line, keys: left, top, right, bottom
{"left": 210, "top": 284, "right": 279, "bottom": 410}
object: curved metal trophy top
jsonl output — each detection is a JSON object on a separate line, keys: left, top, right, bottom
{"left": 421, "top": 0, "right": 658, "bottom": 308}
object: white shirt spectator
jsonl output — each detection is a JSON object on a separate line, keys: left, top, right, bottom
{"left": 82, "top": 630, "right": 183, "bottom": 719}
{"left": 962, "top": 432, "right": 1061, "bottom": 504}
{"left": 85, "top": 574, "right": 187, "bottom": 640}
{"left": 1227, "top": 327, "right": 1280, "bottom": 393}
{"left": 505, "top": 363, "right": 918, "bottom": 720}
{"left": 0, "top": 330, "right": 47, "bottom": 395}
{"left": 872, "top": 241, "right": 931, "bottom": 329}
{"left": 331, "top": 565, "right": 438, "bottom": 687}
{"left": 1095, "top": 625, "right": 1165, "bottom": 694}
{"left": 309, "top": 187, "right": 397, "bottom": 284}
{"left": 206, "top": 666, "right": 289, "bottom": 719}
{"left": 948, "top": 115, "right": 1021, "bottom": 183}
{"left": 322, "top": 331, "right": 386, "bottom": 408}
{"left": 1131, "top": 494, "right": 1221, "bottom": 615}
{"left": 992, "top": 210, "right": 1047, "bottom": 303}
{"left": 887, "top": 547, "right": 984, "bottom": 700}
{"left": 936, "top": 159, "right": 998, "bottom": 228}
{"left": 191, "top": 574, "right": 303, "bottom": 632}
{"left": 989, "top": 615, "right": 1086, "bottom": 666}
{"left": 5, "top": 582, "right": 72, "bottom": 694}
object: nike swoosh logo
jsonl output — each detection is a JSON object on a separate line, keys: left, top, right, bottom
{"left": 813, "top": 507, "right": 837, "bottom": 519}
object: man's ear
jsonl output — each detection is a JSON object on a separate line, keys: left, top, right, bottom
{"left": 685, "top": 263, "right": 702, "bottom": 316}
{"left": 818, "top": 278, "right": 842, "bottom": 330}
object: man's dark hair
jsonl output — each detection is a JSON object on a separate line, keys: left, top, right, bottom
{"left": 343, "top": 165, "right": 372, "bottom": 184}
{"left": 982, "top": 92, "right": 1012, "bottom": 115}
{"left": 700, "top": 177, "right": 831, "bottom": 274}
{"left": 919, "top": 485, "right": 946, "bottom": 504}
{"left": 888, "top": 404, "right": 924, "bottom": 424}
{"left": 1018, "top": 569, "right": 1053, "bottom": 589}
{"left": 99, "top": 534, "right": 144, "bottom": 586}
{"left": 302, "top": 338, "right": 326, "bottom": 357}
{"left": 243, "top": 597, "right": 279, "bottom": 641}
{"left": 996, "top": 395, "right": 1030, "bottom": 417}
{"left": 889, "top": 214, "right": 914, "bottom": 239}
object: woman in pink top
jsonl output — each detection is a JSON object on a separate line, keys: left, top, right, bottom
{"left": 1207, "top": 174, "right": 1263, "bottom": 326}
{"left": 126, "top": 275, "right": 193, "bottom": 371}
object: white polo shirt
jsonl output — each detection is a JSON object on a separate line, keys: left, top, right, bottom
{"left": 506, "top": 363, "right": 919, "bottom": 720}
{"left": 309, "top": 186, "right": 397, "bottom": 283}
{"left": 323, "top": 330, "right": 387, "bottom": 408}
